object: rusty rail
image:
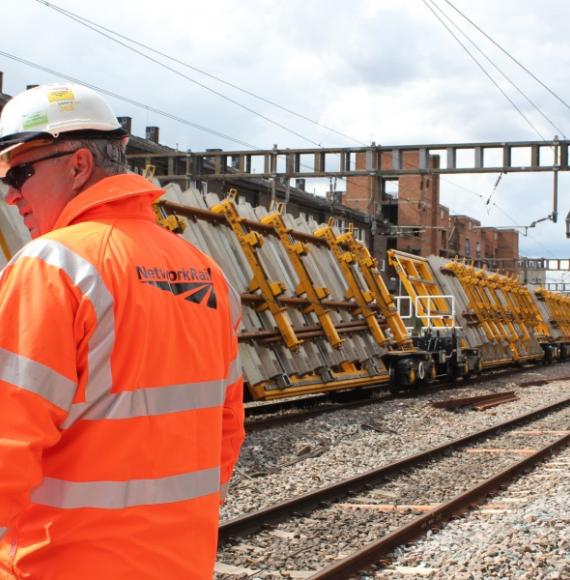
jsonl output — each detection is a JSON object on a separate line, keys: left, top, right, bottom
{"left": 221, "top": 396, "right": 570, "bottom": 542}
{"left": 473, "top": 393, "right": 518, "bottom": 411}
{"left": 310, "top": 430, "right": 570, "bottom": 579}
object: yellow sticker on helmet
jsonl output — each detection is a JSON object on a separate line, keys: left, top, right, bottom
{"left": 47, "top": 89, "right": 75, "bottom": 103}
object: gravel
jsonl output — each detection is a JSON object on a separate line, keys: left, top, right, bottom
{"left": 215, "top": 367, "right": 569, "bottom": 578}
{"left": 372, "top": 446, "right": 570, "bottom": 579}
{"left": 222, "top": 365, "right": 570, "bottom": 522}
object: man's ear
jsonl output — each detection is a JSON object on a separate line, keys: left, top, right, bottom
{"left": 70, "top": 148, "right": 95, "bottom": 194}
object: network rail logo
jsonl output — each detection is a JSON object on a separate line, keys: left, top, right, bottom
{"left": 136, "top": 265, "right": 217, "bottom": 309}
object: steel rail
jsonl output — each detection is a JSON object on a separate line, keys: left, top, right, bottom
{"left": 221, "top": 396, "right": 570, "bottom": 543}
{"left": 473, "top": 394, "right": 518, "bottom": 411}
{"left": 310, "top": 430, "right": 570, "bottom": 579}
{"left": 246, "top": 394, "right": 389, "bottom": 432}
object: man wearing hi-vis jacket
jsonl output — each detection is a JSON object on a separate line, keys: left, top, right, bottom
{"left": 0, "top": 82, "right": 245, "bottom": 579}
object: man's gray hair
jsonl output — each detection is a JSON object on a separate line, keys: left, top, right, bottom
{"left": 63, "top": 138, "right": 128, "bottom": 175}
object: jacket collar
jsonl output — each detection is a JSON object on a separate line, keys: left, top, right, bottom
{"left": 54, "top": 173, "right": 164, "bottom": 230}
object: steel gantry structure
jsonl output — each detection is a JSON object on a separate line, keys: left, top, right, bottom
{"left": 128, "top": 139, "right": 570, "bottom": 180}
{"left": 128, "top": 138, "right": 567, "bottom": 222}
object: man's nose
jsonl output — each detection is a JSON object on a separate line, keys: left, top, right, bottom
{"left": 4, "top": 187, "right": 21, "bottom": 205}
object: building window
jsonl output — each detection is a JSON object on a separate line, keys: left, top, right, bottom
{"left": 353, "top": 227, "right": 364, "bottom": 242}
{"left": 385, "top": 180, "right": 399, "bottom": 199}
{"left": 465, "top": 238, "right": 471, "bottom": 256}
{"left": 476, "top": 241, "right": 481, "bottom": 257}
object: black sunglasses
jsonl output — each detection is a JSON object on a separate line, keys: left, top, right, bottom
{"left": 1, "top": 150, "right": 78, "bottom": 190}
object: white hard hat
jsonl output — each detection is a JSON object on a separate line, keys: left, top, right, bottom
{"left": 0, "top": 82, "right": 127, "bottom": 175}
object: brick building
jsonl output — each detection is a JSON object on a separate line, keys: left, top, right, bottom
{"left": 344, "top": 150, "right": 520, "bottom": 272}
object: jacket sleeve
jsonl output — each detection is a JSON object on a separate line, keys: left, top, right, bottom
{"left": 219, "top": 282, "right": 245, "bottom": 502}
{"left": 0, "top": 248, "right": 80, "bottom": 536}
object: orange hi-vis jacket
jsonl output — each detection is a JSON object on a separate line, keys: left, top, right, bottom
{"left": 0, "top": 174, "right": 245, "bottom": 579}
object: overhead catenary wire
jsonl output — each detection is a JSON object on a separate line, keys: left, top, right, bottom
{"left": 0, "top": 50, "right": 259, "bottom": 150}
{"left": 33, "top": 0, "right": 368, "bottom": 148}
{"left": 1, "top": 51, "right": 553, "bottom": 259}
{"left": 31, "top": 1, "right": 323, "bottom": 148}
{"left": 29, "top": 0, "right": 549, "bottom": 222}
{"left": 428, "top": 0, "right": 566, "bottom": 139}
{"left": 0, "top": 50, "right": 378, "bottom": 198}
{"left": 425, "top": 1, "right": 565, "bottom": 244}
{"left": 486, "top": 173, "right": 503, "bottom": 212}
{"left": 30, "top": 0, "right": 384, "bottom": 200}
{"left": 491, "top": 202, "right": 555, "bottom": 257}
{"left": 422, "top": 0, "right": 547, "bottom": 141}
{"left": 2, "top": 17, "right": 553, "bottom": 247}
{"left": 442, "top": 0, "right": 570, "bottom": 115}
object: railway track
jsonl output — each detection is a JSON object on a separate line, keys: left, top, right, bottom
{"left": 244, "top": 364, "right": 569, "bottom": 432}
{"left": 218, "top": 396, "right": 570, "bottom": 577}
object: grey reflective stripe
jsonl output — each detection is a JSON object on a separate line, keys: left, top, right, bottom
{"left": 226, "top": 354, "right": 242, "bottom": 387}
{"left": 62, "top": 378, "right": 226, "bottom": 426}
{"left": 0, "top": 527, "right": 7, "bottom": 539}
{"left": 61, "top": 358, "right": 242, "bottom": 426}
{"left": 31, "top": 467, "right": 220, "bottom": 509}
{"left": 0, "top": 348, "right": 76, "bottom": 411}
{"left": 12, "top": 239, "right": 115, "bottom": 403}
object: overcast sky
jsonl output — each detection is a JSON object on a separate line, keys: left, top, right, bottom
{"left": 2, "top": 0, "right": 570, "bottom": 267}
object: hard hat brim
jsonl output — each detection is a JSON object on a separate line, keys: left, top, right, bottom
{"left": 0, "top": 138, "right": 55, "bottom": 178}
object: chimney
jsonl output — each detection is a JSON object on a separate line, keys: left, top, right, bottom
{"left": 117, "top": 116, "right": 132, "bottom": 134}
{"left": 145, "top": 126, "right": 159, "bottom": 144}
{"left": 296, "top": 178, "right": 306, "bottom": 191}
{"left": 26, "top": 84, "right": 39, "bottom": 90}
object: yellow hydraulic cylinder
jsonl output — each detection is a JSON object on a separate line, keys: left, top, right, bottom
{"left": 536, "top": 288, "right": 570, "bottom": 339}
{"left": 313, "top": 222, "right": 389, "bottom": 348}
{"left": 338, "top": 228, "right": 414, "bottom": 348}
{"left": 482, "top": 274, "right": 521, "bottom": 358}
{"left": 211, "top": 194, "right": 302, "bottom": 350}
{"left": 446, "top": 262, "right": 500, "bottom": 342}
{"left": 260, "top": 211, "right": 343, "bottom": 349}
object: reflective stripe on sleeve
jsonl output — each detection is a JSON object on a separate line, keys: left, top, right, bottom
{"left": 0, "top": 347, "right": 77, "bottom": 411}
{"left": 226, "top": 354, "right": 242, "bottom": 387}
{"left": 61, "top": 354, "right": 242, "bottom": 427}
{"left": 31, "top": 466, "right": 221, "bottom": 509}
{"left": 0, "top": 527, "right": 7, "bottom": 540}
{"left": 10, "top": 239, "right": 115, "bottom": 403}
